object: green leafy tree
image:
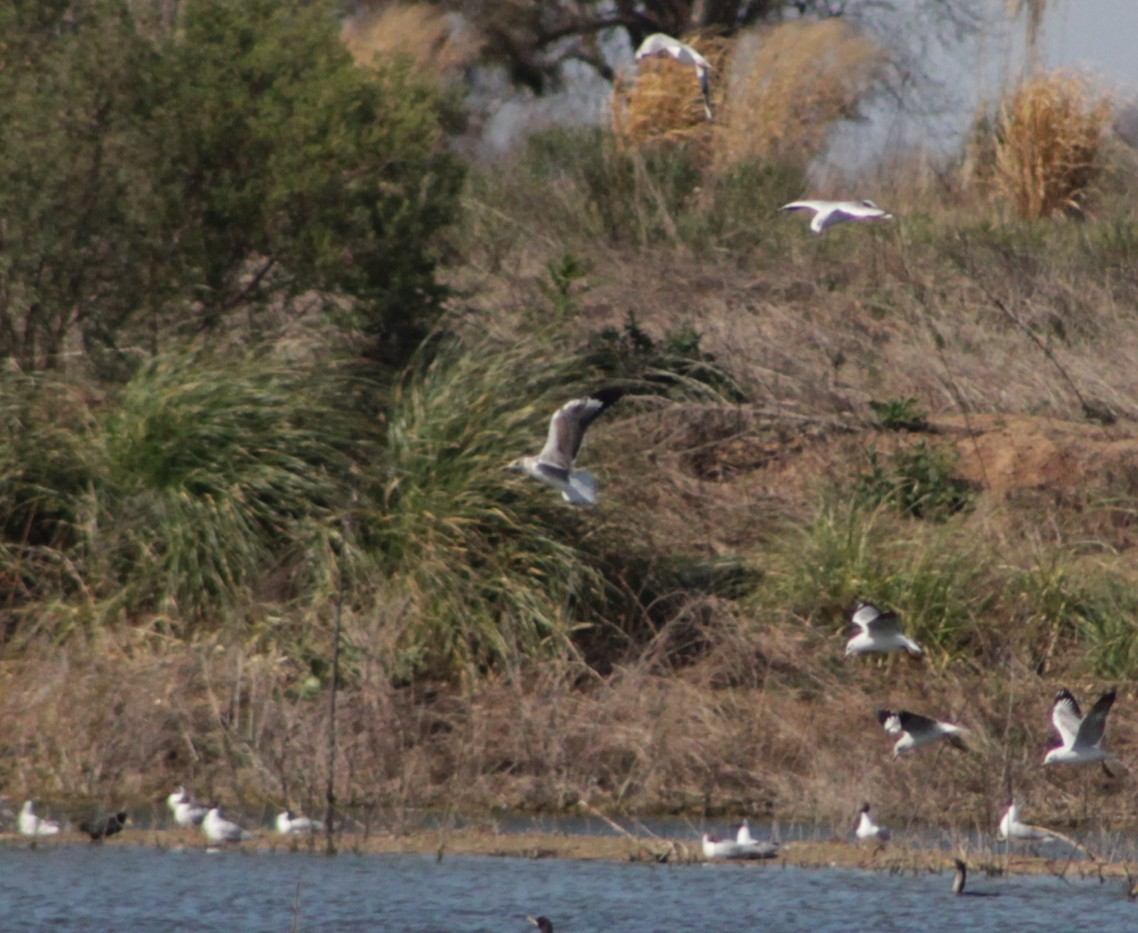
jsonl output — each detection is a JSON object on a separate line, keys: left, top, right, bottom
{"left": 0, "top": 0, "right": 464, "bottom": 373}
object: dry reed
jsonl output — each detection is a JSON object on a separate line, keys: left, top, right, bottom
{"left": 712, "top": 19, "right": 884, "bottom": 173}
{"left": 612, "top": 35, "right": 731, "bottom": 157}
{"left": 341, "top": 2, "right": 481, "bottom": 76}
{"left": 990, "top": 70, "right": 1112, "bottom": 220}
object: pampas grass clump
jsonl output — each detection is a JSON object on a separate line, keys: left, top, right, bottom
{"left": 990, "top": 70, "right": 1112, "bottom": 220}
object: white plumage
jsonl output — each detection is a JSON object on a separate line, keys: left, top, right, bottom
{"left": 1042, "top": 687, "right": 1123, "bottom": 772}
{"left": 854, "top": 803, "right": 891, "bottom": 845}
{"left": 877, "top": 708, "right": 967, "bottom": 758}
{"left": 779, "top": 199, "right": 893, "bottom": 235}
{"left": 276, "top": 809, "right": 324, "bottom": 835}
{"left": 19, "top": 800, "right": 61, "bottom": 838}
{"left": 845, "top": 602, "right": 923, "bottom": 658}
{"left": 508, "top": 390, "right": 620, "bottom": 506}
{"left": 202, "top": 805, "right": 254, "bottom": 844}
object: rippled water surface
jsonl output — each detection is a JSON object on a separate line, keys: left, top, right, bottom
{"left": 1, "top": 844, "right": 1134, "bottom": 932}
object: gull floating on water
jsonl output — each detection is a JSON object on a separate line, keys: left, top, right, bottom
{"left": 276, "top": 809, "right": 324, "bottom": 835}
{"left": 854, "top": 803, "right": 891, "bottom": 846}
{"left": 634, "top": 33, "right": 714, "bottom": 120}
{"left": 19, "top": 800, "right": 61, "bottom": 838}
{"left": 1042, "top": 687, "right": 1124, "bottom": 775}
{"left": 877, "top": 708, "right": 967, "bottom": 758}
{"left": 508, "top": 389, "right": 622, "bottom": 506}
{"left": 79, "top": 811, "right": 129, "bottom": 842}
{"left": 778, "top": 199, "right": 893, "bottom": 236}
{"left": 845, "top": 602, "right": 923, "bottom": 658}
{"left": 527, "top": 918, "right": 554, "bottom": 933}
{"left": 202, "top": 805, "right": 254, "bottom": 844}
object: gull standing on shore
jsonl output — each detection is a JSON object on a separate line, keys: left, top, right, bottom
{"left": 276, "top": 809, "right": 324, "bottom": 835}
{"left": 634, "top": 33, "right": 714, "bottom": 119}
{"left": 845, "top": 602, "right": 923, "bottom": 658}
{"left": 18, "top": 800, "right": 61, "bottom": 838}
{"left": 1042, "top": 687, "right": 1124, "bottom": 775}
{"left": 507, "top": 389, "right": 621, "bottom": 506}
{"left": 854, "top": 803, "right": 891, "bottom": 846}
{"left": 778, "top": 199, "right": 893, "bottom": 235}
{"left": 877, "top": 708, "right": 967, "bottom": 757}
{"left": 202, "top": 805, "right": 254, "bottom": 844}
{"left": 168, "top": 787, "right": 209, "bottom": 827}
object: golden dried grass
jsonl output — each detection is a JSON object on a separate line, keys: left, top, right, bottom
{"left": 990, "top": 70, "right": 1112, "bottom": 220}
{"left": 712, "top": 19, "right": 884, "bottom": 173}
{"left": 341, "top": 2, "right": 481, "bottom": 76}
{"left": 612, "top": 35, "right": 731, "bottom": 157}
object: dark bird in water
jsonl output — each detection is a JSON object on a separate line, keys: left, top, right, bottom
{"left": 79, "top": 811, "right": 129, "bottom": 842}
{"left": 527, "top": 917, "right": 554, "bottom": 933}
{"left": 952, "top": 859, "right": 1000, "bottom": 897}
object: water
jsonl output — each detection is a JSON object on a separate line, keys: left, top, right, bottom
{"left": 0, "top": 844, "right": 1134, "bottom": 932}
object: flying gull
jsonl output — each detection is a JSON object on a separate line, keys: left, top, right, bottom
{"left": 508, "top": 389, "right": 621, "bottom": 506}
{"left": 1043, "top": 687, "right": 1124, "bottom": 775}
{"left": 854, "top": 803, "right": 891, "bottom": 846}
{"left": 276, "top": 809, "right": 324, "bottom": 835}
{"left": 202, "top": 805, "right": 255, "bottom": 844}
{"left": 634, "top": 33, "right": 714, "bottom": 120}
{"left": 877, "top": 708, "right": 967, "bottom": 758}
{"left": 779, "top": 199, "right": 893, "bottom": 236}
{"left": 845, "top": 602, "right": 923, "bottom": 658}
{"left": 18, "top": 800, "right": 61, "bottom": 838}
{"left": 79, "top": 811, "right": 129, "bottom": 842}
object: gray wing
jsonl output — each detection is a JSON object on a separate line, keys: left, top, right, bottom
{"left": 852, "top": 602, "right": 900, "bottom": 635}
{"left": 698, "top": 68, "right": 713, "bottom": 119}
{"left": 1074, "top": 689, "right": 1115, "bottom": 748}
{"left": 537, "top": 391, "right": 620, "bottom": 469}
{"left": 1051, "top": 689, "right": 1083, "bottom": 747}
{"left": 895, "top": 710, "right": 939, "bottom": 738}
{"left": 779, "top": 200, "right": 825, "bottom": 214}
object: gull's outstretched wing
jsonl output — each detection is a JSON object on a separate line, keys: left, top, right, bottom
{"left": 536, "top": 389, "right": 622, "bottom": 470}
{"left": 1050, "top": 689, "right": 1084, "bottom": 747}
{"left": 852, "top": 602, "right": 901, "bottom": 636}
{"left": 895, "top": 710, "right": 940, "bottom": 739}
{"left": 1074, "top": 688, "right": 1116, "bottom": 749}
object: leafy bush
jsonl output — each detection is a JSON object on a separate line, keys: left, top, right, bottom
{"left": 868, "top": 397, "right": 930, "bottom": 432}
{"left": 856, "top": 442, "right": 974, "bottom": 520}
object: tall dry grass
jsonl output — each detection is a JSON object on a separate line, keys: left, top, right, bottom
{"left": 713, "top": 19, "right": 884, "bottom": 172}
{"left": 612, "top": 36, "right": 731, "bottom": 155}
{"left": 989, "top": 70, "right": 1112, "bottom": 220}
{"left": 342, "top": 2, "right": 481, "bottom": 76}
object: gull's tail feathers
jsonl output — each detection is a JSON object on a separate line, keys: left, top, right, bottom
{"left": 562, "top": 470, "right": 597, "bottom": 506}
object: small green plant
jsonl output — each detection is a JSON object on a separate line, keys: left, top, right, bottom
{"left": 538, "top": 251, "right": 590, "bottom": 319}
{"left": 856, "top": 442, "right": 973, "bottom": 520}
{"left": 868, "top": 397, "right": 929, "bottom": 432}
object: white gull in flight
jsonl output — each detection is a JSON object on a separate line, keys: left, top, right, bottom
{"left": 845, "top": 602, "right": 923, "bottom": 658}
{"left": 877, "top": 708, "right": 967, "bottom": 758}
{"left": 778, "top": 199, "right": 893, "bottom": 236}
{"left": 1042, "top": 687, "right": 1124, "bottom": 775}
{"left": 18, "top": 800, "right": 61, "bottom": 838}
{"left": 854, "top": 803, "right": 891, "bottom": 846}
{"left": 634, "top": 33, "right": 714, "bottom": 120}
{"left": 508, "top": 389, "right": 621, "bottom": 506}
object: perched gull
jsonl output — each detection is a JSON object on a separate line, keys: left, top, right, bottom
{"left": 276, "top": 809, "right": 324, "bottom": 835}
{"left": 527, "top": 918, "right": 554, "bottom": 933}
{"left": 845, "top": 602, "right": 923, "bottom": 658}
{"left": 701, "top": 831, "right": 778, "bottom": 860}
{"left": 79, "top": 811, "right": 129, "bottom": 842}
{"left": 854, "top": 803, "right": 891, "bottom": 846}
{"left": 19, "top": 800, "right": 61, "bottom": 838}
{"left": 507, "top": 389, "right": 621, "bottom": 506}
{"left": 735, "top": 818, "right": 754, "bottom": 845}
{"left": 1042, "top": 687, "right": 1124, "bottom": 774}
{"left": 634, "top": 33, "right": 714, "bottom": 119}
{"left": 168, "top": 787, "right": 209, "bottom": 828}
{"left": 778, "top": 199, "right": 893, "bottom": 236}
{"left": 877, "top": 708, "right": 967, "bottom": 758}
{"left": 202, "top": 805, "right": 254, "bottom": 844}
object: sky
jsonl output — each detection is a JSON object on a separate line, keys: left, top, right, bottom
{"left": 1045, "top": 0, "right": 1138, "bottom": 95}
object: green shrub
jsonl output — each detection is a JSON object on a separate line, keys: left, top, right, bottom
{"left": 856, "top": 442, "right": 974, "bottom": 520}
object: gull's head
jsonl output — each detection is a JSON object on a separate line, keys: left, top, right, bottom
{"left": 506, "top": 457, "right": 527, "bottom": 474}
